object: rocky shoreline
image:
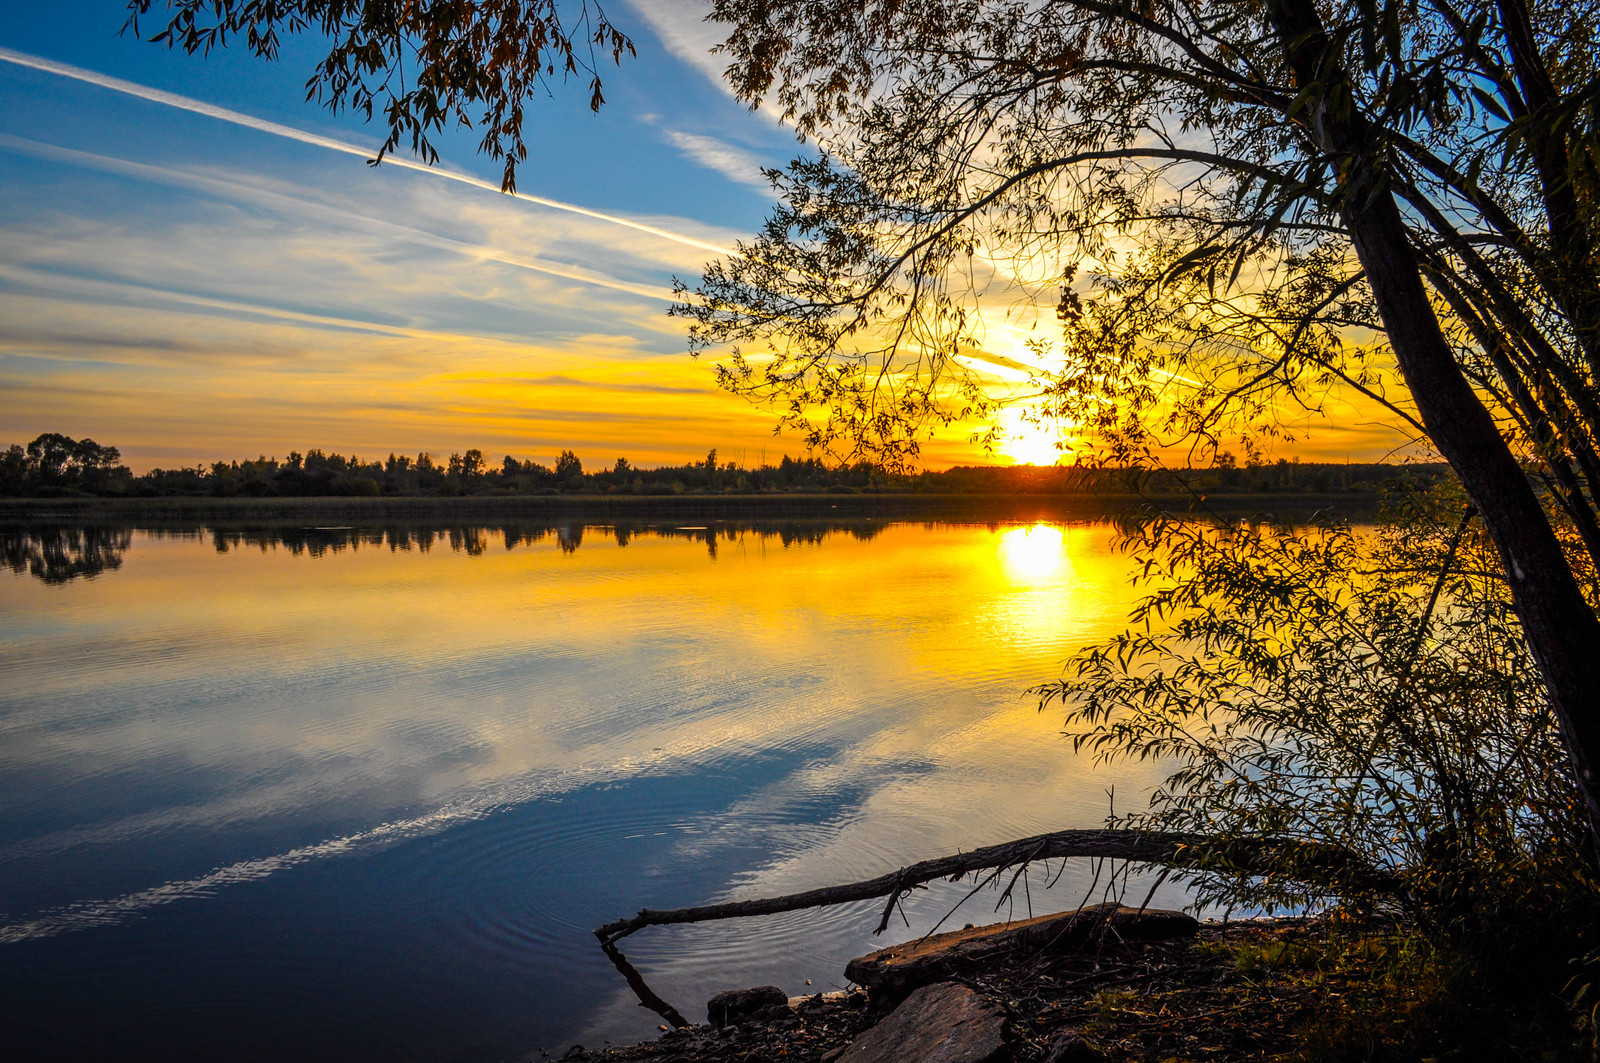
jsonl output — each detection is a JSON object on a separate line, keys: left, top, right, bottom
{"left": 558, "top": 906, "right": 1348, "bottom": 1063}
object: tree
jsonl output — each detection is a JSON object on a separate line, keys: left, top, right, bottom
{"left": 555, "top": 449, "right": 583, "bottom": 482}
{"left": 26, "top": 432, "right": 79, "bottom": 487}
{"left": 1038, "top": 495, "right": 1591, "bottom": 925}
{"left": 450, "top": 448, "right": 485, "bottom": 480}
{"left": 129, "top": 0, "right": 1600, "bottom": 838}
{"left": 0, "top": 433, "right": 132, "bottom": 495}
{"left": 680, "top": 0, "right": 1600, "bottom": 841}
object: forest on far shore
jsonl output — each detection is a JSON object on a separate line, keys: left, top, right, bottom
{"left": 1, "top": 431, "right": 1447, "bottom": 499}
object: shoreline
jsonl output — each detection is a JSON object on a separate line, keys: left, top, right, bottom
{"left": 562, "top": 914, "right": 1367, "bottom": 1063}
{"left": 0, "top": 491, "right": 1390, "bottom": 524}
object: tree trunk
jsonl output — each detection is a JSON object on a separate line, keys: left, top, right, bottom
{"left": 1268, "top": 0, "right": 1600, "bottom": 843}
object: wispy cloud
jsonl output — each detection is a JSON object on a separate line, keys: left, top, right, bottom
{"left": 622, "top": 0, "right": 737, "bottom": 96}
{"left": 0, "top": 46, "right": 735, "bottom": 258}
{"left": 621, "top": 0, "right": 794, "bottom": 128}
{"left": 0, "top": 133, "right": 680, "bottom": 302}
{"left": 660, "top": 128, "right": 773, "bottom": 190}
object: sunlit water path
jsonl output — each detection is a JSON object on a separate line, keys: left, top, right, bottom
{"left": 0, "top": 519, "right": 1188, "bottom": 1061}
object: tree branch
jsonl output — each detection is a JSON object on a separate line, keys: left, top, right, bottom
{"left": 593, "top": 827, "right": 1400, "bottom": 946}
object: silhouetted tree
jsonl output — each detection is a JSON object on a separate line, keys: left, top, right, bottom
{"left": 555, "top": 449, "right": 583, "bottom": 484}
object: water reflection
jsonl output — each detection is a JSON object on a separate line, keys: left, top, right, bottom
{"left": 0, "top": 520, "right": 904, "bottom": 579}
{"left": 0, "top": 518, "right": 1179, "bottom": 1063}
{"left": 0, "top": 526, "right": 130, "bottom": 583}
{"left": 998, "top": 523, "right": 1067, "bottom": 582}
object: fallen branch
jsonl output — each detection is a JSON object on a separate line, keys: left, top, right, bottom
{"left": 594, "top": 828, "right": 1399, "bottom": 945}
{"left": 600, "top": 940, "right": 692, "bottom": 1028}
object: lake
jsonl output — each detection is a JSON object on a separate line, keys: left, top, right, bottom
{"left": 0, "top": 517, "right": 1191, "bottom": 1061}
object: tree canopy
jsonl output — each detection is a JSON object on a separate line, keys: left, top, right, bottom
{"left": 123, "top": 0, "right": 635, "bottom": 191}
{"left": 695, "top": 0, "right": 1600, "bottom": 847}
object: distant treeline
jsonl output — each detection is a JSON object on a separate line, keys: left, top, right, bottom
{"left": 2, "top": 431, "right": 1448, "bottom": 499}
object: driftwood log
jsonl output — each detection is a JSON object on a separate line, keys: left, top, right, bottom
{"left": 594, "top": 828, "right": 1399, "bottom": 946}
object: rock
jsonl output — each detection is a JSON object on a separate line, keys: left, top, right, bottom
{"left": 706, "top": 985, "right": 789, "bottom": 1028}
{"left": 1044, "top": 1032, "right": 1106, "bottom": 1063}
{"left": 846, "top": 903, "right": 1198, "bottom": 997}
{"left": 836, "top": 982, "right": 1004, "bottom": 1063}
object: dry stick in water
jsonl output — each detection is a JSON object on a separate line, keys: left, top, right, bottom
{"left": 600, "top": 941, "right": 692, "bottom": 1029}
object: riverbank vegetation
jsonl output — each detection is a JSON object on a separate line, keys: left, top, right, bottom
{"left": 1, "top": 431, "right": 1444, "bottom": 500}
{"left": 1038, "top": 484, "right": 1600, "bottom": 1056}
{"left": 572, "top": 918, "right": 1590, "bottom": 1062}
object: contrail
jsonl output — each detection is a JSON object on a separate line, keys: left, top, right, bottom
{"left": 0, "top": 258, "right": 643, "bottom": 346}
{"left": 0, "top": 132, "right": 678, "bottom": 303}
{"left": 0, "top": 46, "right": 735, "bottom": 258}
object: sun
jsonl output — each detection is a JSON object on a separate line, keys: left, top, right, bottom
{"left": 997, "top": 413, "right": 1067, "bottom": 466}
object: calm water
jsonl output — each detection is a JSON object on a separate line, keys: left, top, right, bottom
{"left": 0, "top": 519, "right": 1186, "bottom": 1061}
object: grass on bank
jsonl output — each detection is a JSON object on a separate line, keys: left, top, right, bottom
{"left": 999, "top": 914, "right": 1591, "bottom": 1062}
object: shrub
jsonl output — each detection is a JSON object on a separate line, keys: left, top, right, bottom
{"left": 1037, "top": 485, "right": 1600, "bottom": 962}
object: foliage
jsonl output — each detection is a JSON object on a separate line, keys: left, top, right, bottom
{"left": 124, "top": 0, "right": 634, "bottom": 192}
{"left": 0, "top": 433, "right": 132, "bottom": 496}
{"left": 1037, "top": 487, "right": 1599, "bottom": 945}
{"left": 1234, "top": 924, "right": 1584, "bottom": 1062}
{"left": 127, "top": 0, "right": 1600, "bottom": 854}
{"left": 678, "top": 6, "right": 1600, "bottom": 848}
{"left": 681, "top": 0, "right": 1600, "bottom": 496}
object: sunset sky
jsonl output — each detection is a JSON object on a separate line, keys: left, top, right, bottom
{"left": 0, "top": 1, "right": 1425, "bottom": 472}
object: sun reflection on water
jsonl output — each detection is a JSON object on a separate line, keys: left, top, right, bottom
{"left": 998, "top": 523, "right": 1067, "bottom": 583}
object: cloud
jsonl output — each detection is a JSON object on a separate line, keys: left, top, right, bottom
{"left": 496, "top": 374, "right": 708, "bottom": 396}
{"left": 659, "top": 128, "right": 773, "bottom": 190}
{"left": 621, "top": 0, "right": 736, "bottom": 94}
{"left": 0, "top": 46, "right": 735, "bottom": 257}
{"left": 1, "top": 134, "right": 681, "bottom": 302}
{"left": 622, "top": 0, "right": 794, "bottom": 129}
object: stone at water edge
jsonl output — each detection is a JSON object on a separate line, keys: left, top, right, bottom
{"left": 706, "top": 985, "right": 789, "bottom": 1028}
{"left": 846, "top": 903, "right": 1199, "bottom": 998}
{"left": 836, "top": 982, "right": 1005, "bottom": 1063}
